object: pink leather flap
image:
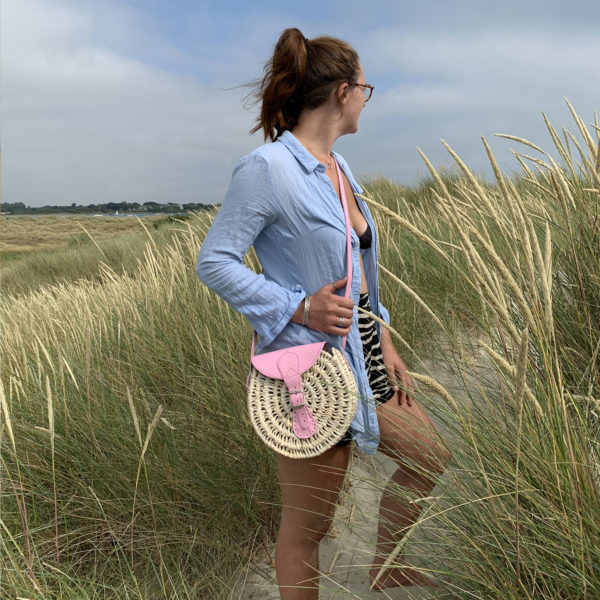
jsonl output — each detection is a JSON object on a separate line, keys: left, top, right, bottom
{"left": 251, "top": 341, "right": 327, "bottom": 379}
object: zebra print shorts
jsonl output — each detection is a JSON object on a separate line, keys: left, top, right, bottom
{"left": 335, "top": 292, "right": 396, "bottom": 447}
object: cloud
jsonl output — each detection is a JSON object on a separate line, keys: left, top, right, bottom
{"left": 362, "top": 27, "right": 600, "bottom": 84}
{"left": 3, "top": 0, "right": 599, "bottom": 208}
{"left": 3, "top": 0, "right": 264, "bottom": 207}
{"left": 338, "top": 25, "right": 600, "bottom": 184}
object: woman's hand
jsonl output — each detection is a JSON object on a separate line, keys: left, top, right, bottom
{"left": 380, "top": 328, "right": 414, "bottom": 407}
{"left": 291, "top": 276, "right": 354, "bottom": 336}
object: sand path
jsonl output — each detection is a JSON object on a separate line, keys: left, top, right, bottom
{"left": 232, "top": 333, "right": 496, "bottom": 599}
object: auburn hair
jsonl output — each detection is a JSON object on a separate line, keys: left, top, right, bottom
{"left": 248, "top": 28, "right": 360, "bottom": 142}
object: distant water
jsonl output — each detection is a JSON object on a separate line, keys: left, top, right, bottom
{"left": 2, "top": 212, "right": 189, "bottom": 218}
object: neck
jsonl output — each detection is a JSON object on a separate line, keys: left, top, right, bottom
{"left": 292, "top": 130, "right": 335, "bottom": 159}
{"left": 292, "top": 109, "right": 341, "bottom": 158}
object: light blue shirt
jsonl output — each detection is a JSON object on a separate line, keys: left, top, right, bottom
{"left": 196, "top": 129, "right": 391, "bottom": 454}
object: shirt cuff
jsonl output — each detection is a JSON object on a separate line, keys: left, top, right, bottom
{"left": 258, "top": 287, "right": 307, "bottom": 347}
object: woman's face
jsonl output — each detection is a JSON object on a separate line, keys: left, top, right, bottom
{"left": 341, "top": 62, "right": 367, "bottom": 135}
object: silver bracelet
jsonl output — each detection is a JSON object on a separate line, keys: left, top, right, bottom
{"left": 303, "top": 295, "right": 310, "bottom": 326}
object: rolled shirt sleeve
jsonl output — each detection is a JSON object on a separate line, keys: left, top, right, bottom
{"left": 196, "top": 154, "right": 306, "bottom": 347}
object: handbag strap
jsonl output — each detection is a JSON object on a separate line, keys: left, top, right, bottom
{"left": 250, "top": 154, "right": 353, "bottom": 358}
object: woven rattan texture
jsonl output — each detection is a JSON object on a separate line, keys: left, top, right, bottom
{"left": 247, "top": 347, "right": 358, "bottom": 458}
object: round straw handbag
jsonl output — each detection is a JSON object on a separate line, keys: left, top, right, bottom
{"left": 247, "top": 341, "right": 358, "bottom": 458}
{"left": 245, "top": 157, "right": 358, "bottom": 458}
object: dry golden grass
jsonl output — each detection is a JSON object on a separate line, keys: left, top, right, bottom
{"left": 0, "top": 214, "right": 167, "bottom": 254}
{"left": 1, "top": 104, "right": 598, "bottom": 598}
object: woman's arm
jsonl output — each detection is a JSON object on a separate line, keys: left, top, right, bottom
{"left": 377, "top": 300, "right": 414, "bottom": 406}
{"left": 196, "top": 154, "right": 306, "bottom": 347}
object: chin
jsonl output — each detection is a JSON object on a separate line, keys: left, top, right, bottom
{"left": 342, "top": 123, "right": 359, "bottom": 136}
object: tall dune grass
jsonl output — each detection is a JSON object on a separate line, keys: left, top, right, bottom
{"left": 1, "top": 222, "right": 281, "bottom": 598}
{"left": 1, "top": 103, "right": 598, "bottom": 598}
{"left": 334, "top": 101, "right": 599, "bottom": 598}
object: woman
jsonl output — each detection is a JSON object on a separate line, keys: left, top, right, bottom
{"left": 196, "top": 28, "right": 451, "bottom": 599}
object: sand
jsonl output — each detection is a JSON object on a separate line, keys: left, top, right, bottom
{"left": 231, "top": 332, "right": 497, "bottom": 599}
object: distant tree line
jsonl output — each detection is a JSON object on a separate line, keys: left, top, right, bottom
{"left": 1, "top": 201, "right": 216, "bottom": 215}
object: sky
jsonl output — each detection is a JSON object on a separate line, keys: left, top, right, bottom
{"left": 2, "top": 0, "right": 599, "bottom": 208}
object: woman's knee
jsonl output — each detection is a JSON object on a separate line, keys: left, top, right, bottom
{"left": 380, "top": 429, "right": 451, "bottom": 476}
{"left": 378, "top": 401, "right": 451, "bottom": 473}
{"left": 424, "top": 445, "right": 452, "bottom": 475}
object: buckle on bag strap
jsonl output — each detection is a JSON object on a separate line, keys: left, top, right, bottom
{"left": 277, "top": 351, "right": 318, "bottom": 439}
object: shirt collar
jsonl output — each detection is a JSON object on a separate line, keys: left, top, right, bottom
{"left": 277, "top": 130, "right": 323, "bottom": 173}
{"left": 277, "top": 130, "right": 362, "bottom": 194}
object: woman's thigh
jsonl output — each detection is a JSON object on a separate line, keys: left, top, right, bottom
{"left": 276, "top": 443, "right": 352, "bottom": 540}
{"left": 376, "top": 396, "right": 451, "bottom": 475}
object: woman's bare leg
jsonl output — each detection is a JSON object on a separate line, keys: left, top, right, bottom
{"left": 275, "top": 443, "right": 352, "bottom": 600}
{"left": 370, "top": 397, "right": 452, "bottom": 589}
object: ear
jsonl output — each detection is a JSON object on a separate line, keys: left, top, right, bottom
{"left": 335, "top": 82, "right": 350, "bottom": 105}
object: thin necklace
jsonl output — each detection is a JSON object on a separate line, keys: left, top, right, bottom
{"left": 293, "top": 131, "right": 333, "bottom": 171}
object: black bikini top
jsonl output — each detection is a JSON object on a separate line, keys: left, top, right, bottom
{"left": 357, "top": 222, "right": 372, "bottom": 249}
